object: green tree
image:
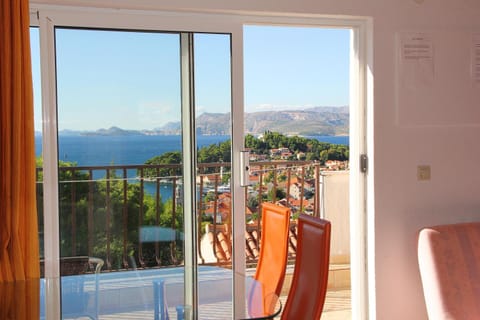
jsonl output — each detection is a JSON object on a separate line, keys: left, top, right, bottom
{"left": 143, "top": 151, "right": 182, "bottom": 178}
{"left": 204, "top": 191, "right": 216, "bottom": 202}
{"left": 287, "top": 135, "right": 308, "bottom": 152}
{"left": 245, "top": 134, "right": 266, "bottom": 153}
{"left": 263, "top": 131, "right": 288, "bottom": 149}
{"left": 264, "top": 171, "right": 275, "bottom": 183}
{"left": 267, "top": 188, "right": 286, "bottom": 201}
{"left": 247, "top": 195, "right": 259, "bottom": 210}
{"left": 221, "top": 172, "right": 231, "bottom": 184}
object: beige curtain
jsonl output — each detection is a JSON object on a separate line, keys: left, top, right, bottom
{"left": 0, "top": 0, "right": 40, "bottom": 282}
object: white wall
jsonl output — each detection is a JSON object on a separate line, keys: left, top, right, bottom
{"left": 31, "top": 0, "right": 480, "bottom": 319}
{"left": 369, "top": 2, "right": 480, "bottom": 319}
{"left": 324, "top": 171, "right": 350, "bottom": 263}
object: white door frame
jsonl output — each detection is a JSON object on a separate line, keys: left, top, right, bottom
{"left": 237, "top": 14, "right": 374, "bottom": 320}
{"left": 31, "top": 5, "right": 374, "bottom": 319}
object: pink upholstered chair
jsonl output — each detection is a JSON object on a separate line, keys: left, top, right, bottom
{"left": 418, "top": 222, "right": 480, "bottom": 319}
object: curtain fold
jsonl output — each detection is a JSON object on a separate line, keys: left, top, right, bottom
{"left": 0, "top": 0, "right": 40, "bottom": 282}
{"left": 0, "top": 279, "right": 40, "bottom": 319}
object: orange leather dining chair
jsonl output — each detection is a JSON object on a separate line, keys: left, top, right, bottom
{"left": 281, "top": 214, "right": 331, "bottom": 320}
{"left": 248, "top": 202, "right": 291, "bottom": 317}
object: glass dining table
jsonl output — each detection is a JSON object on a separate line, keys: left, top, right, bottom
{"left": 154, "top": 268, "right": 282, "bottom": 320}
{"left": 40, "top": 265, "right": 282, "bottom": 320}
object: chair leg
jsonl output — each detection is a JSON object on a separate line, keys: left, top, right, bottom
{"left": 153, "top": 280, "right": 169, "bottom": 320}
{"left": 176, "top": 305, "right": 185, "bottom": 320}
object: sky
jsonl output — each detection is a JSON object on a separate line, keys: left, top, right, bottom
{"left": 31, "top": 26, "right": 350, "bottom": 131}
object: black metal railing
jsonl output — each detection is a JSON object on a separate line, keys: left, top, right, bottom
{"left": 36, "top": 160, "right": 325, "bottom": 272}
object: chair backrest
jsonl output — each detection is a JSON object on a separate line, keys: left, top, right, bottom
{"left": 281, "top": 214, "right": 331, "bottom": 320}
{"left": 39, "top": 256, "right": 103, "bottom": 320}
{"left": 249, "top": 202, "right": 290, "bottom": 316}
{"left": 418, "top": 222, "right": 480, "bottom": 319}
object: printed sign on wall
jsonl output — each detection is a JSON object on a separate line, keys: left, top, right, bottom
{"left": 471, "top": 35, "right": 480, "bottom": 83}
{"left": 398, "top": 32, "right": 434, "bottom": 88}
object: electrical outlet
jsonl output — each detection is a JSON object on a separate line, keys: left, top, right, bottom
{"left": 417, "top": 165, "right": 431, "bottom": 181}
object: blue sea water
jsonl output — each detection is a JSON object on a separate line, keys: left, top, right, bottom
{"left": 35, "top": 135, "right": 230, "bottom": 166}
{"left": 34, "top": 134, "right": 348, "bottom": 199}
{"left": 304, "top": 135, "right": 349, "bottom": 146}
{"left": 34, "top": 134, "right": 348, "bottom": 166}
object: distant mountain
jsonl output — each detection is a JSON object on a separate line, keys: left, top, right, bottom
{"left": 153, "top": 106, "right": 348, "bottom": 136}
{"left": 151, "top": 121, "right": 180, "bottom": 135}
{"left": 82, "top": 126, "right": 142, "bottom": 136}
{"left": 55, "top": 106, "right": 348, "bottom": 136}
{"left": 305, "top": 106, "right": 349, "bottom": 114}
{"left": 244, "top": 107, "right": 348, "bottom": 136}
{"left": 59, "top": 129, "right": 84, "bottom": 136}
{"left": 196, "top": 113, "right": 231, "bottom": 135}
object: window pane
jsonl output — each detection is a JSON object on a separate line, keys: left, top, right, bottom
{"left": 31, "top": 27, "right": 43, "bottom": 258}
{"left": 194, "top": 33, "right": 233, "bottom": 318}
{"left": 31, "top": 26, "right": 46, "bottom": 317}
{"left": 55, "top": 28, "right": 184, "bottom": 318}
{"left": 244, "top": 25, "right": 351, "bottom": 317}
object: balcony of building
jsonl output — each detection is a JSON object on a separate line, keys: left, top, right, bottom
{"left": 36, "top": 161, "right": 350, "bottom": 319}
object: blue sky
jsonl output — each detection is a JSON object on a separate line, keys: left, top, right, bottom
{"left": 31, "top": 26, "right": 350, "bottom": 131}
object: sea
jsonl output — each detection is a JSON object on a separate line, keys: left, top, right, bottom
{"left": 34, "top": 134, "right": 349, "bottom": 199}
{"left": 34, "top": 135, "right": 349, "bottom": 166}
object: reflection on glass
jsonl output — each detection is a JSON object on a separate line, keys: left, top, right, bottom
{"left": 31, "top": 27, "right": 43, "bottom": 259}
{"left": 30, "top": 26, "right": 45, "bottom": 318}
{"left": 194, "top": 33, "right": 233, "bottom": 318}
{"left": 49, "top": 27, "right": 234, "bottom": 319}
{"left": 54, "top": 28, "right": 185, "bottom": 318}
{"left": 55, "top": 27, "right": 183, "bottom": 268}
{"left": 243, "top": 25, "right": 352, "bottom": 317}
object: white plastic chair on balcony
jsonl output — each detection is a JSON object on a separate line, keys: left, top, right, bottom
{"left": 40, "top": 256, "right": 104, "bottom": 320}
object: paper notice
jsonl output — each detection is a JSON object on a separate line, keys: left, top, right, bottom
{"left": 398, "top": 32, "right": 434, "bottom": 88}
{"left": 401, "top": 34, "right": 433, "bottom": 61}
{"left": 471, "top": 35, "right": 480, "bottom": 83}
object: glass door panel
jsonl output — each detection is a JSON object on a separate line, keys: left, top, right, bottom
{"left": 244, "top": 25, "right": 351, "bottom": 316}
{"left": 55, "top": 28, "right": 185, "bottom": 318}
{"left": 193, "top": 33, "right": 233, "bottom": 318}
{"left": 54, "top": 27, "right": 235, "bottom": 319}
{"left": 31, "top": 26, "right": 46, "bottom": 315}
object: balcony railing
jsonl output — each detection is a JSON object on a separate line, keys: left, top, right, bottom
{"left": 36, "top": 160, "right": 342, "bottom": 272}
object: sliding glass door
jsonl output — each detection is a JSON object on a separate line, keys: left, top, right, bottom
{"left": 55, "top": 27, "right": 188, "bottom": 318}
{"left": 53, "top": 28, "right": 234, "bottom": 318}
{"left": 193, "top": 33, "right": 233, "bottom": 317}
{"left": 36, "top": 9, "right": 240, "bottom": 317}
{"left": 55, "top": 27, "right": 184, "bottom": 271}
{"left": 33, "top": 7, "right": 370, "bottom": 320}
{"left": 34, "top": 7, "right": 370, "bottom": 320}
